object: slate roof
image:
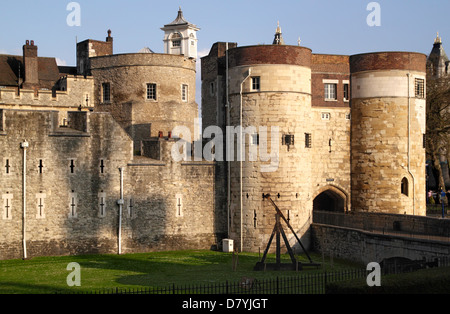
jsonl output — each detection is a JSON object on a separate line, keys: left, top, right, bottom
{"left": 163, "top": 7, "right": 198, "bottom": 29}
{"left": 0, "top": 55, "right": 23, "bottom": 86}
{"left": 0, "top": 54, "right": 61, "bottom": 89}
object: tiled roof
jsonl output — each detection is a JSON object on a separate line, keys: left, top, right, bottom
{"left": 0, "top": 54, "right": 61, "bottom": 89}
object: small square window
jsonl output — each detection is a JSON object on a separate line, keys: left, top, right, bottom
{"left": 251, "top": 134, "right": 259, "bottom": 145}
{"left": 283, "top": 134, "right": 294, "bottom": 146}
{"left": 251, "top": 77, "right": 260, "bottom": 91}
{"left": 321, "top": 113, "right": 331, "bottom": 120}
{"left": 147, "top": 83, "right": 157, "bottom": 101}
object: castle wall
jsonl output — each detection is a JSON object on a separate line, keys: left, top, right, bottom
{"left": 310, "top": 107, "right": 351, "bottom": 210}
{"left": 0, "top": 109, "right": 220, "bottom": 260}
{"left": 350, "top": 52, "right": 427, "bottom": 216}
{"left": 0, "top": 75, "right": 95, "bottom": 125}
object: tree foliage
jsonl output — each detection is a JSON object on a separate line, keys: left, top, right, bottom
{"left": 426, "top": 76, "right": 450, "bottom": 191}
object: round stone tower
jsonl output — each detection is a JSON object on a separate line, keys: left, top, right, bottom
{"left": 90, "top": 53, "right": 198, "bottom": 151}
{"left": 227, "top": 44, "right": 313, "bottom": 252}
{"left": 350, "top": 52, "right": 427, "bottom": 216}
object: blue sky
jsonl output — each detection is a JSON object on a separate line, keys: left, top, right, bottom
{"left": 0, "top": 0, "right": 449, "bottom": 102}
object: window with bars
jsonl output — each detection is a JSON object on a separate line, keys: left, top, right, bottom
{"left": 182, "top": 84, "right": 188, "bottom": 102}
{"left": 305, "top": 133, "right": 312, "bottom": 148}
{"left": 147, "top": 83, "right": 157, "bottom": 101}
{"left": 415, "top": 78, "right": 425, "bottom": 98}
{"left": 251, "top": 134, "right": 259, "bottom": 146}
{"left": 324, "top": 83, "right": 337, "bottom": 100}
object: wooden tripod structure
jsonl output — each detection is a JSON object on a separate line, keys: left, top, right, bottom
{"left": 254, "top": 194, "right": 320, "bottom": 271}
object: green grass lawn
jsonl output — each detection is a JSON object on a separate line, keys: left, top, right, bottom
{"left": 0, "top": 250, "right": 362, "bottom": 294}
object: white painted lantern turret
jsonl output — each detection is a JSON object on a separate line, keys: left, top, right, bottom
{"left": 161, "top": 7, "right": 200, "bottom": 59}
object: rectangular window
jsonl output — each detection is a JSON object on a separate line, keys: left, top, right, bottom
{"left": 210, "top": 82, "right": 215, "bottom": 96}
{"left": 251, "top": 134, "right": 259, "bottom": 146}
{"left": 321, "top": 112, "right": 331, "bottom": 120}
{"left": 343, "top": 83, "right": 349, "bottom": 101}
{"left": 147, "top": 83, "right": 157, "bottom": 100}
{"left": 415, "top": 78, "right": 425, "bottom": 98}
{"left": 182, "top": 84, "right": 188, "bottom": 102}
{"left": 283, "top": 134, "right": 295, "bottom": 146}
{"left": 305, "top": 133, "right": 312, "bottom": 148}
{"left": 251, "top": 77, "right": 260, "bottom": 91}
{"left": 172, "top": 40, "right": 181, "bottom": 47}
{"left": 102, "top": 83, "right": 111, "bottom": 103}
{"left": 325, "top": 83, "right": 337, "bottom": 100}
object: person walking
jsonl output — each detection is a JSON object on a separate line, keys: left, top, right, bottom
{"left": 440, "top": 188, "right": 446, "bottom": 218}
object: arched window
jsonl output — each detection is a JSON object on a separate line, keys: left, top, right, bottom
{"left": 401, "top": 177, "right": 409, "bottom": 196}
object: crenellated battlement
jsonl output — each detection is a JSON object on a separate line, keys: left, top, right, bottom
{"left": 0, "top": 75, "right": 94, "bottom": 109}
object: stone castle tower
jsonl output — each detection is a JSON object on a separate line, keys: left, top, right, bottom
{"left": 201, "top": 24, "right": 427, "bottom": 251}
{"left": 350, "top": 52, "right": 427, "bottom": 216}
{"left": 0, "top": 14, "right": 428, "bottom": 259}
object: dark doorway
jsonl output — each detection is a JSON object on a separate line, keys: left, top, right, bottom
{"left": 313, "top": 189, "right": 345, "bottom": 212}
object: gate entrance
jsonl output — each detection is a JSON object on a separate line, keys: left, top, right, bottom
{"left": 313, "top": 188, "right": 346, "bottom": 212}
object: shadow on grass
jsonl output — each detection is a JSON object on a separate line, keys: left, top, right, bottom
{"left": 74, "top": 250, "right": 334, "bottom": 288}
{"left": 0, "top": 250, "right": 360, "bottom": 293}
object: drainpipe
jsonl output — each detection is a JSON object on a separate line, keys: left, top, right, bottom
{"left": 407, "top": 73, "right": 416, "bottom": 215}
{"left": 226, "top": 42, "right": 230, "bottom": 238}
{"left": 117, "top": 167, "right": 124, "bottom": 255}
{"left": 240, "top": 68, "right": 252, "bottom": 252}
{"left": 21, "top": 140, "right": 29, "bottom": 259}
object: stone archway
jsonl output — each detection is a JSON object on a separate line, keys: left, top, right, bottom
{"left": 313, "top": 186, "right": 348, "bottom": 212}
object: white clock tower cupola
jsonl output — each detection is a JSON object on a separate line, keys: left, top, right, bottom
{"left": 161, "top": 7, "right": 200, "bottom": 59}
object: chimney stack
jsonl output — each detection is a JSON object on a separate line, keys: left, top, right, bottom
{"left": 22, "top": 40, "right": 39, "bottom": 89}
